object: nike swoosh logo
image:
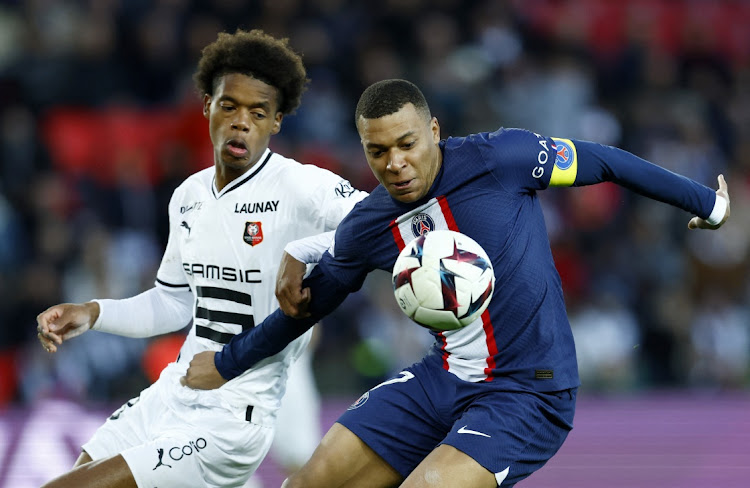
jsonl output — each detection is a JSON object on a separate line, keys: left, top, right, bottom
{"left": 457, "top": 425, "right": 491, "bottom": 438}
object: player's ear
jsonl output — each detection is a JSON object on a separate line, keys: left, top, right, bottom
{"left": 271, "top": 112, "right": 283, "bottom": 135}
{"left": 431, "top": 117, "right": 440, "bottom": 143}
{"left": 203, "top": 94, "right": 212, "bottom": 119}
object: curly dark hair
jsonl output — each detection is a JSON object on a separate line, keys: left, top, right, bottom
{"left": 194, "top": 29, "right": 308, "bottom": 115}
{"left": 355, "top": 79, "right": 431, "bottom": 123}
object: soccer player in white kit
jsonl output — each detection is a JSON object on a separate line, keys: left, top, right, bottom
{"left": 35, "top": 29, "right": 366, "bottom": 488}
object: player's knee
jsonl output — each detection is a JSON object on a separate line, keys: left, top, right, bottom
{"left": 282, "top": 473, "right": 306, "bottom": 488}
{"left": 283, "top": 467, "right": 322, "bottom": 488}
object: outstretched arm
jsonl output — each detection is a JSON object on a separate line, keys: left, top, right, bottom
{"left": 37, "top": 286, "right": 193, "bottom": 353}
{"left": 182, "top": 261, "right": 351, "bottom": 389}
{"left": 549, "top": 138, "right": 729, "bottom": 227}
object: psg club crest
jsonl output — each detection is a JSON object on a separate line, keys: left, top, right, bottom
{"left": 411, "top": 213, "right": 435, "bottom": 238}
{"left": 552, "top": 139, "right": 574, "bottom": 170}
{"left": 243, "top": 221, "right": 263, "bottom": 246}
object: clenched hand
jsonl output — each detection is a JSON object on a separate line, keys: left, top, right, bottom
{"left": 180, "top": 351, "right": 228, "bottom": 390}
{"left": 275, "top": 251, "right": 311, "bottom": 318}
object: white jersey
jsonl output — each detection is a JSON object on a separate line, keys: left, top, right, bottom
{"left": 156, "top": 148, "right": 365, "bottom": 414}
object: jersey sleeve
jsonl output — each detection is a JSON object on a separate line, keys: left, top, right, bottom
{"left": 548, "top": 138, "right": 716, "bottom": 219}
{"left": 481, "top": 128, "right": 716, "bottom": 219}
{"left": 284, "top": 231, "right": 335, "bottom": 264}
{"left": 215, "top": 255, "right": 352, "bottom": 379}
{"left": 155, "top": 189, "right": 190, "bottom": 290}
{"left": 481, "top": 128, "right": 559, "bottom": 192}
{"left": 215, "top": 213, "right": 373, "bottom": 379}
{"left": 320, "top": 214, "right": 373, "bottom": 292}
{"left": 93, "top": 287, "right": 193, "bottom": 337}
{"left": 294, "top": 165, "right": 368, "bottom": 231}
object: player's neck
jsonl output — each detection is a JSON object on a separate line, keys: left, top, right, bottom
{"left": 213, "top": 160, "right": 257, "bottom": 192}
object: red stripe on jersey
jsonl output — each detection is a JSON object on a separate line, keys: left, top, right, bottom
{"left": 437, "top": 195, "right": 457, "bottom": 371}
{"left": 437, "top": 196, "right": 497, "bottom": 381}
{"left": 482, "top": 309, "right": 498, "bottom": 382}
{"left": 438, "top": 333, "right": 450, "bottom": 370}
{"left": 437, "top": 195, "right": 458, "bottom": 231}
{"left": 391, "top": 219, "right": 405, "bottom": 251}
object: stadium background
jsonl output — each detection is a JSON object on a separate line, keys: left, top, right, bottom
{"left": 0, "top": 0, "right": 748, "bottom": 486}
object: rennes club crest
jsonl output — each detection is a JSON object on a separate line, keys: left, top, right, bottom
{"left": 243, "top": 221, "right": 263, "bottom": 246}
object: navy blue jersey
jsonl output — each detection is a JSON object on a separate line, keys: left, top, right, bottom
{"left": 216, "top": 128, "right": 717, "bottom": 392}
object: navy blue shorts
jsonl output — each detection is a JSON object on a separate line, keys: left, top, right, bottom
{"left": 338, "top": 356, "right": 577, "bottom": 487}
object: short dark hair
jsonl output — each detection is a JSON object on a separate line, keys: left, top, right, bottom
{"left": 193, "top": 29, "right": 308, "bottom": 115}
{"left": 355, "top": 79, "right": 431, "bottom": 123}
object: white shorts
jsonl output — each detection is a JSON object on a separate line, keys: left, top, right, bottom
{"left": 83, "top": 378, "right": 274, "bottom": 488}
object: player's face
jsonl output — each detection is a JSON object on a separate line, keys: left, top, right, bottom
{"left": 358, "top": 103, "right": 442, "bottom": 203}
{"left": 204, "top": 73, "right": 282, "bottom": 173}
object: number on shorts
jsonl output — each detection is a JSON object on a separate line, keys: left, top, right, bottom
{"left": 371, "top": 370, "right": 414, "bottom": 391}
{"left": 109, "top": 396, "right": 140, "bottom": 420}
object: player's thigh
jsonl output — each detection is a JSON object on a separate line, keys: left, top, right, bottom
{"left": 401, "top": 444, "right": 496, "bottom": 488}
{"left": 116, "top": 435, "right": 206, "bottom": 488}
{"left": 41, "top": 453, "right": 136, "bottom": 488}
{"left": 121, "top": 420, "right": 272, "bottom": 488}
{"left": 443, "top": 388, "right": 576, "bottom": 486}
{"left": 336, "top": 365, "right": 453, "bottom": 478}
{"left": 86, "top": 382, "right": 274, "bottom": 487}
{"left": 82, "top": 389, "right": 155, "bottom": 462}
{"left": 284, "top": 422, "right": 402, "bottom": 488}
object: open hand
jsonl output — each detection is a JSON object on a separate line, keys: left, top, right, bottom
{"left": 36, "top": 302, "right": 99, "bottom": 353}
{"left": 180, "top": 351, "right": 228, "bottom": 390}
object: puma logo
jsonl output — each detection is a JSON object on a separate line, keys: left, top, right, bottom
{"left": 153, "top": 448, "right": 172, "bottom": 470}
{"left": 181, "top": 221, "right": 192, "bottom": 235}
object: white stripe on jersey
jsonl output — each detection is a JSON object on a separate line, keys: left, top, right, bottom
{"left": 391, "top": 196, "right": 495, "bottom": 382}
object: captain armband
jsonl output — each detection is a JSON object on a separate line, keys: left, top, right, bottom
{"left": 548, "top": 138, "right": 578, "bottom": 187}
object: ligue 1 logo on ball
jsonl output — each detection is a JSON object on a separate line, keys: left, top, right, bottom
{"left": 243, "top": 221, "right": 263, "bottom": 246}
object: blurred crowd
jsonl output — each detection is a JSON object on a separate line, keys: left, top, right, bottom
{"left": 0, "top": 0, "right": 748, "bottom": 407}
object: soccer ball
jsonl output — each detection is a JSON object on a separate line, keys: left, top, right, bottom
{"left": 392, "top": 230, "right": 495, "bottom": 331}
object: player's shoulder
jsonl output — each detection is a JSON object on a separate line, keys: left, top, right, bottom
{"left": 476, "top": 127, "right": 541, "bottom": 146}
{"left": 272, "top": 152, "right": 364, "bottom": 207}
{"left": 169, "top": 166, "right": 214, "bottom": 203}
{"left": 270, "top": 151, "right": 341, "bottom": 182}
{"left": 465, "top": 127, "right": 551, "bottom": 169}
{"left": 334, "top": 186, "right": 392, "bottom": 242}
{"left": 266, "top": 150, "right": 301, "bottom": 171}
{"left": 444, "top": 127, "right": 540, "bottom": 158}
{"left": 283, "top": 156, "right": 346, "bottom": 183}
{"left": 344, "top": 184, "right": 390, "bottom": 214}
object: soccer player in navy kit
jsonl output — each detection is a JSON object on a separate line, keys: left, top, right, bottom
{"left": 183, "top": 79, "right": 730, "bottom": 487}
